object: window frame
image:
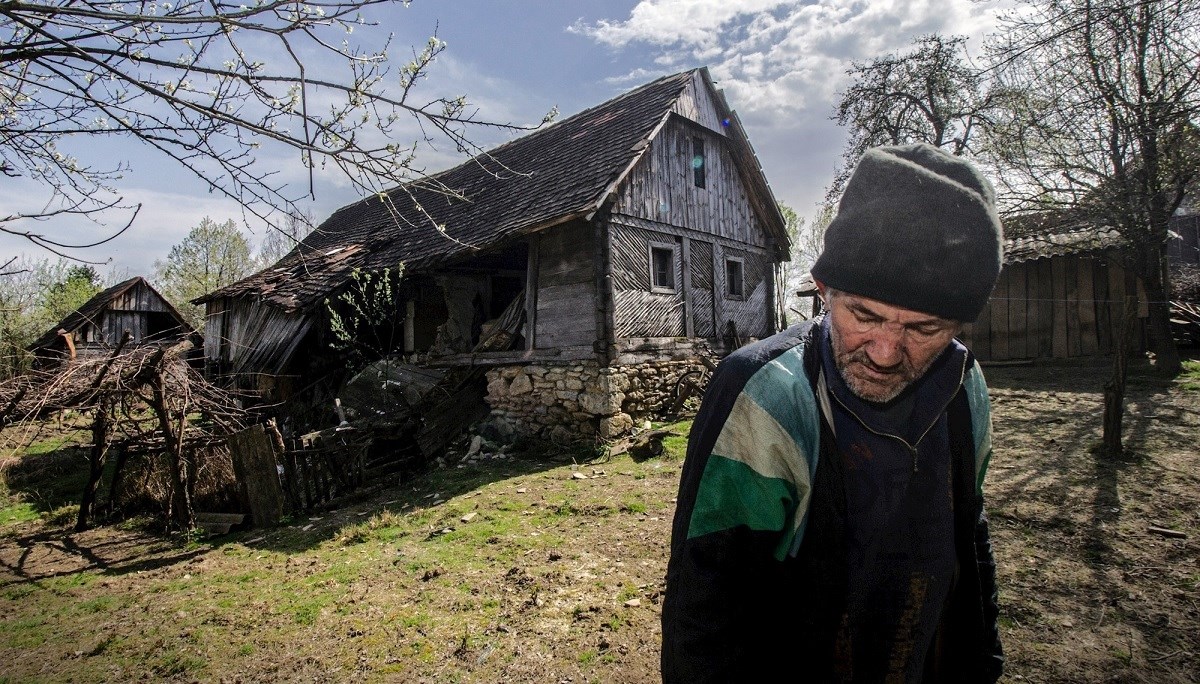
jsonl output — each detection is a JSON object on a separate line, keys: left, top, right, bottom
{"left": 649, "top": 241, "right": 678, "bottom": 294}
{"left": 724, "top": 256, "right": 745, "bottom": 300}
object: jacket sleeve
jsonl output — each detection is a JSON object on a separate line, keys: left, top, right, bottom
{"left": 964, "top": 360, "right": 1005, "bottom": 680}
{"left": 661, "top": 333, "right": 818, "bottom": 683}
{"left": 974, "top": 509, "right": 1005, "bottom": 681}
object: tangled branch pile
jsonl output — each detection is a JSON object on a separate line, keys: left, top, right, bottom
{"left": 0, "top": 336, "right": 257, "bottom": 530}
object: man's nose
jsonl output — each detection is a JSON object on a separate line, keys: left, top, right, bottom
{"left": 864, "top": 324, "right": 905, "bottom": 368}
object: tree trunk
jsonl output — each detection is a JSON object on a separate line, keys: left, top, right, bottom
{"left": 1102, "top": 296, "right": 1137, "bottom": 457}
{"left": 104, "top": 446, "right": 130, "bottom": 516}
{"left": 142, "top": 344, "right": 195, "bottom": 530}
{"left": 76, "top": 401, "right": 111, "bottom": 531}
{"left": 1138, "top": 243, "right": 1181, "bottom": 376}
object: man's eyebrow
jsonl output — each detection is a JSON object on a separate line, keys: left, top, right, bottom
{"left": 845, "top": 299, "right": 884, "bottom": 318}
{"left": 846, "top": 299, "right": 952, "bottom": 328}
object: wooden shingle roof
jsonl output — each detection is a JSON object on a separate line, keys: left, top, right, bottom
{"left": 200, "top": 68, "right": 785, "bottom": 313}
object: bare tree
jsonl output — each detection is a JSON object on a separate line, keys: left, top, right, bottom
{"left": 985, "top": 0, "right": 1200, "bottom": 384}
{"left": 779, "top": 201, "right": 833, "bottom": 324}
{"left": 829, "top": 34, "right": 993, "bottom": 200}
{"left": 258, "top": 208, "right": 316, "bottom": 266}
{"left": 1, "top": 0, "right": 546, "bottom": 256}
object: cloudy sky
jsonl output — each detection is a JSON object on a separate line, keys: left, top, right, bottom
{"left": 2, "top": 0, "right": 1016, "bottom": 278}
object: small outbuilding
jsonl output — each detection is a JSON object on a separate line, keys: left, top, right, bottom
{"left": 960, "top": 212, "right": 1147, "bottom": 362}
{"left": 27, "top": 276, "right": 198, "bottom": 366}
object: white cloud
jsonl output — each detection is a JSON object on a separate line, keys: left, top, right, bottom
{"left": 574, "top": 0, "right": 1012, "bottom": 116}
{"left": 570, "top": 0, "right": 793, "bottom": 49}
{"left": 571, "top": 0, "right": 1016, "bottom": 214}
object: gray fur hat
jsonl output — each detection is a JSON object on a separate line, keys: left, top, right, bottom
{"left": 810, "top": 142, "right": 1003, "bottom": 322}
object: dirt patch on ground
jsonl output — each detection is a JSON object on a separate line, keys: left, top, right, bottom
{"left": 1, "top": 358, "right": 1197, "bottom": 683}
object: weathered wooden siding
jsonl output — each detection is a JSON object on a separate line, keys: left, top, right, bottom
{"left": 607, "top": 217, "right": 776, "bottom": 341}
{"left": 962, "top": 251, "right": 1147, "bottom": 361}
{"left": 205, "top": 298, "right": 310, "bottom": 375}
{"left": 611, "top": 117, "right": 769, "bottom": 248}
{"left": 611, "top": 225, "right": 685, "bottom": 337}
{"left": 670, "top": 70, "right": 727, "bottom": 134}
{"left": 109, "top": 281, "right": 172, "bottom": 313}
{"left": 716, "top": 245, "right": 774, "bottom": 339}
{"left": 82, "top": 280, "right": 176, "bottom": 345}
{"left": 533, "top": 221, "right": 597, "bottom": 348}
{"left": 689, "top": 239, "right": 716, "bottom": 338}
{"left": 604, "top": 90, "right": 779, "bottom": 346}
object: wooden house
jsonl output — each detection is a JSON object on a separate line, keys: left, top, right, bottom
{"left": 28, "top": 276, "right": 198, "bottom": 366}
{"left": 197, "top": 68, "right": 790, "bottom": 440}
{"left": 961, "top": 213, "right": 1148, "bottom": 362}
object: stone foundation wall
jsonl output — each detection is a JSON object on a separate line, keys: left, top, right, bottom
{"left": 483, "top": 355, "right": 716, "bottom": 443}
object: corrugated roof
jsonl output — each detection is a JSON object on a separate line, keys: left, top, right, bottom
{"left": 1001, "top": 211, "right": 1126, "bottom": 263}
{"left": 200, "top": 68, "right": 785, "bottom": 313}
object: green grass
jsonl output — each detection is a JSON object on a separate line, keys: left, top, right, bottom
{"left": 1181, "top": 359, "right": 1200, "bottom": 391}
{"left": 0, "top": 500, "right": 39, "bottom": 526}
{"left": 0, "top": 419, "right": 696, "bottom": 682}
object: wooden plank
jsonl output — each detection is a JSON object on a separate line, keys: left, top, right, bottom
{"left": 596, "top": 221, "right": 615, "bottom": 360}
{"left": 525, "top": 241, "right": 539, "bottom": 350}
{"left": 968, "top": 299, "right": 991, "bottom": 361}
{"left": 613, "top": 291, "right": 685, "bottom": 337}
{"left": 682, "top": 237, "right": 695, "bottom": 338}
{"left": 1009, "top": 262, "right": 1029, "bottom": 359}
{"left": 1077, "top": 256, "right": 1098, "bottom": 356}
{"left": 227, "top": 422, "right": 285, "bottom": 528}
{"left": 691, "top": 240, "right": 715, "bottom": 337}
{"left": 538, "top": 296, "right": 597, "bottom": 341}
{"left": 712, "top": 243, "right": 725, "bottom": 335}
{"left": 1037, "top": 258, "right": 1055, "bottom": 358}
{"left": 1107, "top": 255, "right": 1127, "bottom": 353}
{"left": 537, "top": 327, "right": 596, "bottom": 349}
{"left": 1094, "top": 259, "right": 1112, "bottom": 354}
{"left": 609, "top": 212, "right": 774, "bottom": 253}
{"left": 990, "top": 269, "right": 1010, "bottom": 361}
{"left": 1025, "top": 260, "right": 1041, "bottom": 358}
{"left": 538, "top": 286, "right": 596, "bottom": 310}
{"left": 1065, "top": 257, "right": 1082, "bottom": 357}
{"left": 1052, "top": 257, "right": 1069, "bottom": 358}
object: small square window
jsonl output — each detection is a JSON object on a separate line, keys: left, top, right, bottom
{"left": 725, "top": 257, "right": 744, "bottom": 299}
{"left": 650, "top": 243, "right": 677, "bottom": 292}
{"left": 692, "top": 136, "right": 706, "bottom": 188}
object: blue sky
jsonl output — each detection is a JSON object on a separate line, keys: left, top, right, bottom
{"left": 2, "top": 0, "right": 1015, "bottom": 278}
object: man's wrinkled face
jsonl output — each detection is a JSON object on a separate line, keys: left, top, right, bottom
{"left": 821, "top": 286, "right": 962, "bottom": 403}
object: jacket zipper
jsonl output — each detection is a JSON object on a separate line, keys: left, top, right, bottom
{"left": 826, "top": 354, "right": 969, "bottom": 473}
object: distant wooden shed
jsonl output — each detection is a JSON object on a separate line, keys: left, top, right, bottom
{"left": 28, "top": 276, "right": 198, "bottom": 366}
{"left": 961, "top": 213, "right": 1147, "bottom": 362}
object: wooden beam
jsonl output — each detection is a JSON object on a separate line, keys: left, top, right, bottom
{"left": 525, "top": 241, "right": 539, "bottom": 351}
